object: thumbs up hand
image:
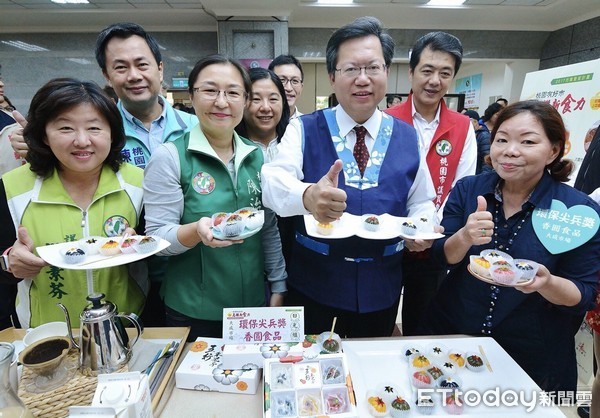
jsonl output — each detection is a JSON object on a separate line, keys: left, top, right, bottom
{"left": 9, "top": 111, "right": 29, "bottom": 159}
{"left": 302, "top": 159, "right": 347, "bottom": 223}
{"left": 462, "top": 195, "right": 494, "bottom": 246}
{"left": 8, "top": 226, "right": 47, "bottom": 279}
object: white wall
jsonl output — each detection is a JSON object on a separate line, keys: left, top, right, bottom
{"left": 456, "top": 59, "right": 540, "bottom": 114}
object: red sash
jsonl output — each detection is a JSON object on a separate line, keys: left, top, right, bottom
{"left": 385, "top": 94, "right": 470, "bottom": 210}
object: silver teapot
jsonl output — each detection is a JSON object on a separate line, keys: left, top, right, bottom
{"left": 58, "top": 292, "right": 143, "bottom": 376}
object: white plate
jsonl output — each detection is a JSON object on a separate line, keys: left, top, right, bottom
{"left": 211, "top": 225, "right": 263, "bottom": 241}
{"left": 398, "top": 230, "right": 445, "bottom": 240}
{"left": 36, "top": 237, "right": 170, "bottom": 270}
{"left": 343, "top": 337, "right": 564, "bottom": 417}
{"left": 303, "top": 213, "right": 444, "bottom": 241}
{"left": 467, "top": 265, "right": 535, "bottom": 288}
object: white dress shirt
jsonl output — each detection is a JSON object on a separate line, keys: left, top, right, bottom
{"left": 261, "top": 105, "right": 436, "bottom": 221}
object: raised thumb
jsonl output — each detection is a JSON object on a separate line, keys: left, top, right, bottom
{"left": 17, "top": 226, "right": 34, "bottom": 250}
{"left": 476, "top": 195, "right": 487, "bottom": 212}
{"left": 325, "top": 159, "right": 344, "bottom": 188}
{"left": 12, "top": 110, "right": 27, "bottom": 128}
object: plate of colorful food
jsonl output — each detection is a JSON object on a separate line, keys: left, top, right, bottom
{"left": 210, "top": 208, "right": 265, "bottom": 241}
{"left": 303, "top": 213, "right": 443, "bottom": 241}
{"left": 36, "top": 235, "right": 170, "bottom": 270}
{"left": 468, "top": 250, "right": 538, "bottom": 287}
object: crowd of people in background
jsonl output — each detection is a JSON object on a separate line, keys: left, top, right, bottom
{"left": 1, "top": 17, "right": 599, "bottom": 415}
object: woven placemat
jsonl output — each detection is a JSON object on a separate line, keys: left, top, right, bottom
{"left": 18, "top": 349, "right": 127, "bottom": 418}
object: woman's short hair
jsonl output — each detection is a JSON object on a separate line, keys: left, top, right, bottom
{"left": 188, "top": 55, "right": 251, "bottom": 97}
{"left": 24, "top": 78, "right": 125, "bottom": 177}
{"left": 490, "top": 100, "right": 573, "bottom": 182}
{"left": 236, "top": 67, "right": 290, "bottom": 142}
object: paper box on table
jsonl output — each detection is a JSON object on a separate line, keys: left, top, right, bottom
{"left": 175, "top": 337, "right": 261, "bottom": 395}
{"left": 87, "top": 371, "right": 153, "bottom": 418}
{"left": 221, "top": 334, "right": 324, "bottom": 369}
{"left": 263, "top": 353, "right": 357, "bottom": 418}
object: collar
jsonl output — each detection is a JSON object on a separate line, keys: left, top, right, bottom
{"left": 187, "top": 125, "right": 259, "bottom": 171}
{"left": 251, "top": 137, "right": 278, "bottom": 150}
{"left": 489, "top": 171, "right": 555, "bottom": 210}
{"left": 36, "top": 165, "right": 122, "bottom": 204}
{"left": 290, "top": 108, "right": 303, "bottom": 119}
{"left": 411, "top": 96, "right": 441, "bottom": 125}
{"left": 119, "top": 97, "right": 166, "bottom": 129}
{"left": 334, "top": 104, "right": 382, "bottom": 139}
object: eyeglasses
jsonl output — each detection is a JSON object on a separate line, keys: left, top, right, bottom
{"left": 335, "top": 64, "right": 387, "bottom": 79}
{"left": 192, "top": 87, "right": 247, "bottom": 103}
{"left": 279, "top": 77, "right": 302, "bottom": 87}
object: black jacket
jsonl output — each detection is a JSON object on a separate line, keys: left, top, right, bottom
{"left": 575, "top": 127, "right": 600, "bottom": 194}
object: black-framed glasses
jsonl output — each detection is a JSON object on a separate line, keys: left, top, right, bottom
{"left": 279, "top": 77, "right": 303, "bottom": 87}
{"left": 192, "top": 87, "right": 247, "bottom": 103}
{"left": 335, "top": 64, "right": 387, "bottom": 78}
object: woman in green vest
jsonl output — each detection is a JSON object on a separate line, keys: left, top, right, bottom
{"left": 143, "top": 55, "right": 287, "bottom": 341}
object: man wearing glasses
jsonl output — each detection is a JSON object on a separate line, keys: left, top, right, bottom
{"left": 269, "top": 55, "right": 304, "bottom": 119}
{"left": 262, "top": 16, "right": 436, "bottom": 338}
{"left": 384, "top": 32, "right": 476, "bottom": 336}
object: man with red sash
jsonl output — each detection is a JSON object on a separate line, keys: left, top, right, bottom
{"left": 385, "top": 31, "right": 476, "bottom": 336}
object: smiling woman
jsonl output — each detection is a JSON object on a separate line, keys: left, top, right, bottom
{"left": 421, "top": 100, "right": 600, "bottom": 396}
{"left": 0, "top": 78, "right": 146, "bottom": 328}
{"left": 235, "top": 67, "right": 290, "bottom": 162}
{"left": 142, "top": 55, "right": 288, "bottom": 341}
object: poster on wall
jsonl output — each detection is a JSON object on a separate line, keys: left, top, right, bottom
{"left": 455, "top": 73, "right": 482, "bottom": 109}
{"left": 520, "top": 58, "right": 600, "bottom": 181}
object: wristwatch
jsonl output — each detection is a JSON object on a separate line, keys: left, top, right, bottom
{"left": 1, "top": 247, "right": 12, "bottom": 272}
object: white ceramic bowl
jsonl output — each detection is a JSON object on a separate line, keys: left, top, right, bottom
{"left": 23, "top": 321, "right": 69, "bottom": 347}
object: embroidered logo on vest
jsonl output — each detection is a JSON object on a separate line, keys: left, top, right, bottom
{"left": 192, "top": 172, "right": 216, "bottom": 194}
{"left": 104, "top": 215, "right": 130, "bottom": 237}
{"left": 435, "top": 139, "right": 452, "bottom": 156}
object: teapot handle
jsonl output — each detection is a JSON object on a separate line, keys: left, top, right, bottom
{"left": 117, "top": 313, "right": 144, "bottom": 348}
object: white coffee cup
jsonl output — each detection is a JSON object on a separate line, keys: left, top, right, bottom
{"left": 23, "top": 321, "right": 69, "bottom": 347}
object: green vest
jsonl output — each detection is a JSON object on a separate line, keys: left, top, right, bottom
{"left": 3, "top": 164, "right": 144, "bottom": 328}
{"left": 162, "top": 127, "right": 266, "bottom": 320}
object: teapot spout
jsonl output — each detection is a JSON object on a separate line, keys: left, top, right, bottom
{"left": 56, "top": 303, "right": 80, "bottom": 350}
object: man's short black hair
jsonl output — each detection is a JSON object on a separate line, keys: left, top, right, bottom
{"left": 409, "top": 31, "right": 463, "bottom": 75}
{"left": 95, "top": 22, "right": 162, "bottom": 72}
{"left": 268, "top": 55, "right": 304, "bottom": 81}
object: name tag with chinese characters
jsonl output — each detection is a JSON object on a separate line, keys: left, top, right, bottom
{"left": 532, "top": 199, "right": 599, "bottom": 254}
{"left": 222, "top": 306, "right": 305, "bottom": 344}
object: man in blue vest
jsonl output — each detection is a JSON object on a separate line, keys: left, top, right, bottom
{"left": 262, "top": 16, "right": 437, "bottom": 338}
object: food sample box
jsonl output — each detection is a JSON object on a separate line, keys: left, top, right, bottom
{"left": 263, "top": 353, "right": 357, "bottom": 418}
{"left": 221, "top": 334, "right": 328, "bottom": 370}
{"left": 175, "top": 337, "right": 261, "bottom": 395}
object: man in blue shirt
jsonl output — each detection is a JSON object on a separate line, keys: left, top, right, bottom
{"left": 94, "top": 22, "right": 197, "bottom": 168}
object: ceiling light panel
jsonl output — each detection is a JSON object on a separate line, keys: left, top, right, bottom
{"left": 1, "top": 40, "right": 49, "bottom": 52}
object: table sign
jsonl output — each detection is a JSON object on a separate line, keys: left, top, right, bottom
{"left": 222, "top": 306, "right": 304, "bottom": 344}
